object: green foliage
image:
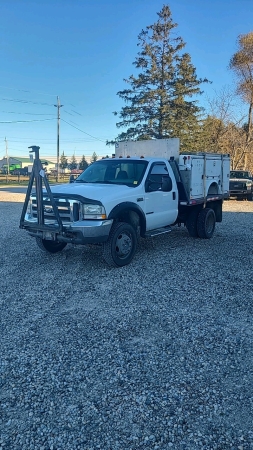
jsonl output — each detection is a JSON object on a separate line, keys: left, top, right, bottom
{"left": 109, "top": 4, "right": 209, "bottom": 150}
{"left": 59, "top": 152, "right": 68, "bottom": 170}
{"left": 196, "top": 116, "right": 227, "bottom": 152}
{"left": 90, "top": 152, "right": 98, "bottom": 163}
{"left": 79, "top": 155, "right": 89, "bottom": 171}
{"left": 68, "top": 154, "right": 78, "bottom": 170}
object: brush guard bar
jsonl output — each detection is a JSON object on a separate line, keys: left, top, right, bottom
{"left": 20, "top": 146, "right": 64, "bottom": 233}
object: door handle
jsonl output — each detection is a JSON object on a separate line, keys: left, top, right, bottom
{"left": 172, "top": 191, "right": 176, "bottom": 200}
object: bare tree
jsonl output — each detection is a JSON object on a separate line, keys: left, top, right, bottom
{"left": 229, "top": 32, "right": 253, "bottom": 168}
{"left": 202, "top": 87, "right": 251, "bottom": 169}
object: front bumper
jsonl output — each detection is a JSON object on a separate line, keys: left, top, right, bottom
{"left": 229, "top": 190, "right": 249, "bottom": 198}
{"left": 23, "top": 215, "right": 113, "bottom": 244}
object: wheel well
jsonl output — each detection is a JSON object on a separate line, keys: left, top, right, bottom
{"left": 207, "top": 182, "right": 219, "bottom": 195}
{"left": 117, "top": 210, "right": 145, "bottom": 235}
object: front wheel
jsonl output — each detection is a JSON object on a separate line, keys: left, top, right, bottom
{"left": 36, "top": 237, "right": 67, "bottom": 253}
{"left": 247, "top": 192, "right": 253, "bottom": 201}
{"left": 197, "top": 208, "right": 216, "bottom": 239}
{"left": 102, "top": 222, "right": 137, "bottom": 267}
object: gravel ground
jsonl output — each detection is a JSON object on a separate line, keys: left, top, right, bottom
{"left": 0, "top": 192, "right": 253, "bottom": 450}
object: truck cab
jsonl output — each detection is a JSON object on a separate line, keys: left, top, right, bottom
{"left": 229, "top": 170, "right": 253, "bottom": 201}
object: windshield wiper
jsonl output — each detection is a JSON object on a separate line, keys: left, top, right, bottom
{"left": 89, "top": 180, "right": 115, "bottom": 184}
{"left": 101, "top": 181, "right": 115, "bottom": 184}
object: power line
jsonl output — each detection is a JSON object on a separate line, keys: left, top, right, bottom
{"left": 1, "top": 95, "right": 82, "bottom": 110}
{"left": 0, "top": 118, "right": 56, "bottom": 123}
{"left": 64, "top": 110, "right": 75, "bottom": 116}
{"left": 0, "top": 85, "right": 57, "bottom": 97}
{"left": 61, "top": 118, "right": 106, "bottom": 143}
{"left": 2, "top": 98, "right": 55, "bottom": 106}
{"left": 71, "top": 110, "right": 82, "bottom": 116}
{"left": 68, "top": 120, "right": 80, "bottom": 127}
{"left": 0, "top": 136, "right": 99, "bottom": 142}
{"left": 1, "top": 111, "right": 55, "bottom": 115}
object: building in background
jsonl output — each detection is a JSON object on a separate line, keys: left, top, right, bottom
{"left": 0, "top": 153, "right": 103, "bottom": 174}
{"left": 0, "top": 156, "right": 55, "bottom": 174}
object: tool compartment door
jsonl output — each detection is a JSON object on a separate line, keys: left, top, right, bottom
{"left": 179, "top": 154, "right": 230, "bottom": 199}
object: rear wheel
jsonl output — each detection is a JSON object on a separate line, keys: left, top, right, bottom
{"left": 102, "top": 222, "right": 137, "bottom": 267}
{"left": 36, "top": 237, "right": 67, "bottom": 253}
{"left": 197, "top": 208, "right": 216, "bottom": 239}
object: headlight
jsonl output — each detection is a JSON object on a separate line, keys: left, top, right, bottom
{"left": 81, "top": 204, "right": 107, "bottom": 220}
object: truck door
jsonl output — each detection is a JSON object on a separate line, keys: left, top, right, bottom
{"left": 144, "top": 162, "right": 178, "bottom": 231}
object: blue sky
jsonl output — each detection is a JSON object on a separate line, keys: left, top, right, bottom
{"left": 0, "top": 0, "right": 252, "bottom": 161}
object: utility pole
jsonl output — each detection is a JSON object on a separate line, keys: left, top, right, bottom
{"left": 5, "top": 137, "right": 9, "bottom": 182}
{"left": 54, "top": 96, "right": 63, "bottom": 182}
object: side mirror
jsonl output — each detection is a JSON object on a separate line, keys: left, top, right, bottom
{"left": 69, "top": 174, "right": 76, "bottom": 183}
{"left": 161, "top": 175, "right": 172, "bottom": 192}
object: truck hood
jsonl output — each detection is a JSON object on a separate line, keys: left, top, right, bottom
{"left": 49, "top": 182, "right": 135, "bottom": 203}
{"left": 230, "top": 178, "right": 251, "bottom": 182}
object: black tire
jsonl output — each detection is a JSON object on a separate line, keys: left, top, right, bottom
{"left": 102, "top": 222, "right": 137, "bottom": 267}
{"left": 186, "top": 209, "right": 199, "bottom": 237}
{"left": 36, "top": 237, "right": 67, "bottom": 253}
{"left": 197, "top": 208, "right": 216, "bottom": 239}
{"left": 247, "top": 193, "right": 253, "bottom": 201}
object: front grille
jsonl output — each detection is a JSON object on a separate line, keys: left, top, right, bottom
{"left": 229, "top": 181, "right": 246, "bottom": 189}
{"left": 31, "top": 197, "right": 80, "bottom": 223}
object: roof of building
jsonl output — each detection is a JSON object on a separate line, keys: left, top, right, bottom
{"left": 2, "top": 157, "right": 55, "bottom": 164}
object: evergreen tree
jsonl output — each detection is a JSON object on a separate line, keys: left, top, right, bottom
{"left": 109, "top": 5, "right": 209, "bottom": 151}
{"left": 79, "top": 155, "right": 89, "bottom": 171}
{"left": 90, "top": 152, "right": 98, "bottom": 163}
{"left": 69, "top": 154, "right": 77, "bottom": 170}
{"left": 59, "top": 152, "right": 68, "bottom": 170}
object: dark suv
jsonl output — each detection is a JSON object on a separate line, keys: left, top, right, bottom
{"left": 11, "top": 167, "right": 28, "bottom": 176}
{"left": 229, "top": 170, "right": 253, "bottom": 200}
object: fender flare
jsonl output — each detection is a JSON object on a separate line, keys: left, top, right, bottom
{"left": 108, "top": 202, "right": 146, "bottom": 234}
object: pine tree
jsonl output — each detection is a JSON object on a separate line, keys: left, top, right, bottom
{"left": 90, "top": 152, "right": 98, "bottom": 163}
{"left": 69, "top": 154, "right": 77, "bottom": 170}
{"left": 59, "top": 152, "right": 68, "bottom": 170}
{"left": 110, "top": 5, "right": 209, "bottom": 151}
{"left": 79, "top": 155, "right": 89, "bottom": 171}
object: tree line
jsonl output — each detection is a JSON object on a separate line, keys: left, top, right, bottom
{"left": 108, "top": 5, "right": 253, "bottom": 171}
{"left": 59, "top": 151, "right": 99, "bottom": 171}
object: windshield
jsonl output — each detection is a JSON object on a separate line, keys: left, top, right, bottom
{"left": 75, "top": 159, "right": 148, "bottom": 187}
{"left": 230, "top": 171, "right": 251, "bottom": 179}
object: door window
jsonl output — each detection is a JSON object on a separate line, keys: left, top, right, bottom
{"left": 146, "top": 163, "right": 168, "bottom": 191}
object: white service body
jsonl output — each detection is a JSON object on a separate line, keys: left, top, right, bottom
{"left": 178, "top": 153, "right": 230, "bottom": 199}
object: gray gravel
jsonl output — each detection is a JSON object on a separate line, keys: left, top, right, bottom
{"left": 0, "top": 193, "right": 253, "bottom": 450}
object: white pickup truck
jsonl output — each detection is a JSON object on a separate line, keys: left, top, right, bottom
{"left": 20, "top": 139, "right": 230, "bottom": 267}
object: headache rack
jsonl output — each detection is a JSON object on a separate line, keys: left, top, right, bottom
{"left": 20, "top": 146, "right": 64, "bottom": 232}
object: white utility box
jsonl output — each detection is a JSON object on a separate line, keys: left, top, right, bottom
{"left": 178, "top": 153, "right": 230, "bottom": 199}
{"left": 115, "top": 138, "right": 180, "bottom": 159}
